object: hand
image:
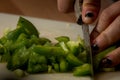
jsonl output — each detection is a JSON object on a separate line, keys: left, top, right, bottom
{"left": 90, "top": 1, "right": 120, "bottom": 67}
{"left": 57, "top": 0, "right": 100, "bottom": 24}
{"left": 57, "top": 0, "right": 120, "bottom": 68}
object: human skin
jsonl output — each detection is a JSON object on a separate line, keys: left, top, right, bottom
{"left": 57, "top": 0, "right": 100, "bottom": 24}
{"left": 57, "top": 0, "right": 120, "bottom": 67}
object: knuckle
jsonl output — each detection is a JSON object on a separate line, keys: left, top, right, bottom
{"left": 98, "top": 9, "right": 111, "bottom": 27}
{"left": 101, "top": 9, "right": 111, "bottom": 20}
{"left": 101, "top": 31, "right": 111, "bottom": 46}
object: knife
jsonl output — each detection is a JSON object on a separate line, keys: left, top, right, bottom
{"left": 74, "top": 0, "right": 94, "bottom": 79}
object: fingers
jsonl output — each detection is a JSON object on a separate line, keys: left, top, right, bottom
{"left": 92, "top": 1, "right": 120, "bottom": 35}
{"left": 92, "top": 15, "right": 120, "bottom": 51}
{"left": 91, "top": 1, "right": 120, "bottom": 51}
{"left": 57, "top": 0, "right": 75, "bottom": 13}
{"left": 100, "top": 47, "right": 120, "bottom": 67}
{"left": 57, "top": 0, "right": 100, "bottom": 23}
{"left": 82, "top": 0, "right": 100, "bottom": 24}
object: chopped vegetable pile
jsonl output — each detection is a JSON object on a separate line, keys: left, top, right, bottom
{"left": 0, "top": 17, "right": 118, "bottom": 77}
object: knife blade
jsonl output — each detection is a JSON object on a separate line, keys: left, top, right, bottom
{"left": 74, "top": 0, "right": 94, "bottom": 79}
{"left": 78, "top": 16, "right": 94, "bottom": 78}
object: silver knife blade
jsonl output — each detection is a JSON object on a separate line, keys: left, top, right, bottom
{"left": 78, "top": 15, "right": 94, "bottom": 80}
{"left": 74, "top": 0, "right": 94, "bottom": 79}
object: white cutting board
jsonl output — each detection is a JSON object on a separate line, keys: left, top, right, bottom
{"left": 0, "top": 13, "right": 120, "bottom": 80}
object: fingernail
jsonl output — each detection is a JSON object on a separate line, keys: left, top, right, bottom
{"left": 100, "top": 58, "right": 112, "bottom": 68}
{"left": 77, "top": 15, "right": 83, "bottom": 25}
{"left": 91, "top": 43, "right": 99, "bottom": 54}
{"left": 85, "top": 12, "right": 94, "bottom": 18}
{"left": 91, "top": 43, "right": 99, "bottom": 51}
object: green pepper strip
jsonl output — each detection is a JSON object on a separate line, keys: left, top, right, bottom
{"left": 32, "top": 45, "right": 66, "bottom": 57}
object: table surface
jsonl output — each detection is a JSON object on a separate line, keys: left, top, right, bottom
{"left": 0, "top": 0, "right": 76, "bottom": 23}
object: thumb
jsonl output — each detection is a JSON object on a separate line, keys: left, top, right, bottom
{"left": 82, "top": 0, "right": 100, "bottom": 24}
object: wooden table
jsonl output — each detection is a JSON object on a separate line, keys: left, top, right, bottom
{"left": 0, "top": 0, "right": 75, "bottom": 23}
